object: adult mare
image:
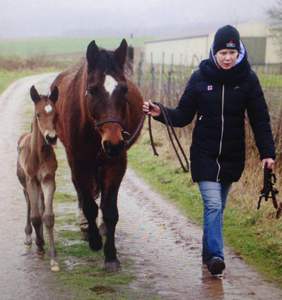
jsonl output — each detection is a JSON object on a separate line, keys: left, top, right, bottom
{"left": 51, "top": 39, "right": 144, "bottom": 272}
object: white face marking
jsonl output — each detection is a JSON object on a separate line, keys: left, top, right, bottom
{"left": 104, "top": 75, "right": 118, "bottom": 96}
{"left": 45, "top": 104, "right": 53, "bottom": 114}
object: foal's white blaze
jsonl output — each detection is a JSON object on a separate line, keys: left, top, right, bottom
{"left": 45, "top": 104, "right": 53, "bottom": 114}
{"left": 104, "top": 75, "right": 118, "bottom": 96}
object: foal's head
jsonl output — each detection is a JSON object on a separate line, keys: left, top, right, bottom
{"left": 30, "top": 85, "right": 59, "bottom": 145}
{"left": 85, "top": 39, "right": 129, "bottom": 158}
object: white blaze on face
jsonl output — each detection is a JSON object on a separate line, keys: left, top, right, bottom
{"left": 45, "top": 104, "right": 53, "bottom": 114}
{"left": 104, "top": 75, "right": 118, "bottom": 96}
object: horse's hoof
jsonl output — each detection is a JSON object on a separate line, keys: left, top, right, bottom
{"left": 81, "top": 231, "right": 89, "bottom": 241}
{"left": 99, "top": 223, "right": 107, "bottom": 237}
{"left": 24, "top": 242, "right": 32, "bottom": 249}
{"left": 104, "top": 259, "right": 120, "bottom": 272}
{"left": 51, "top": 265, "right": 60, "bottom": 272}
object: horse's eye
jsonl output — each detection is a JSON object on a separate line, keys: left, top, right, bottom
{"left": 122, "top": 85, "right": 128, "bottom": 93}
{"left": 119, "top": 84, "right": 128, "bottom": 94}
{"left": 36, "top": 114, "right": 40, "bottom": 119}
{"left": 89, "top": 87, "right": 99, "bottom": 96}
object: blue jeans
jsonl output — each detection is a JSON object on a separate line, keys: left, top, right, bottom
{"left": 197, "top": 181, "right": 232, "bottom": 264}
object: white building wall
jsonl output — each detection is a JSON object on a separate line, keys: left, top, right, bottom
{"left": 265, "top": 37, "right": 282, "bottom": 64}
{"left": 143, "top": 21, "right": 282, "bottom": 66}
{"left": 144, "top": 36, "right": 209, "bottom": 66}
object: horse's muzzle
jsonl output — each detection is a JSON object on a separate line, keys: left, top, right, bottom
{"left": 46, "top": 134, "right": 57, "bottom": 146}
{"left": 103, "top": 140, "right": 125, "bottom": 158}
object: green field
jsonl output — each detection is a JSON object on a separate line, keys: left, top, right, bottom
{"left": 0, "top": 35, "right": 156, "bottom": 57}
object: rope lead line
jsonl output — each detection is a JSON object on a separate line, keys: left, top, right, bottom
{"left": 148, "top": 102, "right": 190, "bottom": 173}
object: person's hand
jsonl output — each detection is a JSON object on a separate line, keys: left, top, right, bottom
{"left": 262, "top": 158, "right": 274, "bottom": 169}
{"left": 142, "top": 100, "right": 161, "bottom": 117}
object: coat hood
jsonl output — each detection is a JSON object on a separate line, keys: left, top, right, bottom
{"left": 199, "top": 41, "right": 251, "bottom": 83}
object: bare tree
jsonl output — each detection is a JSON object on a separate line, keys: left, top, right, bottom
{"left": 267, "top": 0, "right": 282, "bottom": 56}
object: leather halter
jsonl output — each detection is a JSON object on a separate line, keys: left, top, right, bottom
{"left": 85, "top": 78, "right": 144, "bottom": 146}
{"left": 95, "top": 118, "right": 124, "bottom": 129}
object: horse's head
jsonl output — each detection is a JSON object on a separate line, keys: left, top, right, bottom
{"left": 85, "top": 39, "right": 129, "bottom": 158}
{"left": 30, "top": 85, "right": 59, "bottom": 146}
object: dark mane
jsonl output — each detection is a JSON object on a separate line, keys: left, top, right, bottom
{"left": 97, "top": 48, "right": 122, "bottom": 73}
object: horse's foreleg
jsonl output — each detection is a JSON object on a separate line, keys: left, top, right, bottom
{"left": 71, "top": 162, "right": 102, "bottom": 251}
{"left": 41, "top": 175, "right": 60, "bottom": 271}
{"left": 23, "top": 188, "right": 32, "bottom": 248}
{"left": 81, "top": 189, "right": 103, "bottom": 251}
{"left": 26, "top": 178, "right": 45, "bottom": 257}
{"left": 100, "top": 160, "right": 126, "bottom": 272}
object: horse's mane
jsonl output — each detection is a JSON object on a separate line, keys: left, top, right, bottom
{"left": 96, "top": 48, "right": 122, "bottom": 73}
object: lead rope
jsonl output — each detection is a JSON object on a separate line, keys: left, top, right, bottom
{"left": 124, "top": 113, "right": 146, "bottom": 146}
{"left": 148, "top": 102, "right": 189, "bottom": 173}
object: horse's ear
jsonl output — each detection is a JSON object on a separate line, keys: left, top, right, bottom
{"left": 86, "top": 40, "right": 99, "bottom": 71}
{"left": 30, "top": 85, "right": 41, "bottom": 103}
{"left": 49, "top": 86, "right": 59, "bottom": 103}
{"left": 114, "top": 39, "right": 128, "bottom": 70}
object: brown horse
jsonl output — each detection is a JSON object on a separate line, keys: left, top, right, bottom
{"left": 17, "top": 85, "right": 60, "bottom": 271}
{"left": 51, "top": 39, "right": 144, "bottom": 272}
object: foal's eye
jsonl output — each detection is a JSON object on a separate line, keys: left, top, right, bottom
{"left": 36, "top": 114, "right": 40, "bottom": 119}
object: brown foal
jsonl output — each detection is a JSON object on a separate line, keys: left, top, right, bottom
{"left": 17, "top": 85, "right": 60, "bottom": 271}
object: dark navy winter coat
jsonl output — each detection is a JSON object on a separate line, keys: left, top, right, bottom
{"left": 155, "top": 50, "right": 275, "bottom": 182}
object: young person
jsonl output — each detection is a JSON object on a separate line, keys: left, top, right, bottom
{"left": 143, "top": 25, "right": 275, "bottom": 275}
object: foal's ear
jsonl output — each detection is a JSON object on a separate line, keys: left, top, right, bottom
{"left": 49, "top": 86, "right": 59, "bottom": 103}
{"left": 30, "top": 85, "right": 41, "bottom": 103}
{"left": 86, "top": 40, "right": 99, "bottom": 71}
{"left": 114, "top": 39, "right": 128, "bottom": 70}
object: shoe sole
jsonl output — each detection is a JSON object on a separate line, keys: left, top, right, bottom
{"left": 209, "top": 258, "right": 225, "bottom": 275}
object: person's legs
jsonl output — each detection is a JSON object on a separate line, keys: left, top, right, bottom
{"left": 198, "top": 181, "right": 231, "bottom": 269}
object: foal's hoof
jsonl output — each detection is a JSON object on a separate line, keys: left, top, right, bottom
{"left": 51, "top": 265, "right": 60, "bottom": 272}
{"left": 24, "top": 242, "right": 32, "bottom": 249}
{"left": 37, "top": 250, "right": 45, "bottom": 259}
{"left": 104, "top": 259, "right": 120, "bottom": 273}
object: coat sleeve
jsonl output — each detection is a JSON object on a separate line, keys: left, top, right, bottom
{"left": 153, "top": 75, "right": 198, "bottom": 127}
{"left": 246, "top": 72, "right": 276, "bottom": 160}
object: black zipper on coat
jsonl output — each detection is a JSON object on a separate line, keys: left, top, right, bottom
{"left": 216, "top": 85, "right": 225, "bottom": 182}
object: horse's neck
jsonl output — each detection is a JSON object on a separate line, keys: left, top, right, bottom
{"left": 30, "top": 114, "right": 47, "bottom": 153}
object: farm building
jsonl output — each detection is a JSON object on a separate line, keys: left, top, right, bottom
{"left": 143, "top": 21, "right": 282, "bottom": 67}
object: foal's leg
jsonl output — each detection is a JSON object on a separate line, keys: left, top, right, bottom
{"left": 71, "top": 161, "right": 102, "bottom": 251}
{"left": 26, "top": 178, "right": 45, "bottom": 257}
{"left": 23, "top": 188, "right": 32, "bottom": 248}
{"left": 100, "top": 157, "right": 126, "bottom": 272}
{"left": 41, "top": 175, "right": 60, "bottom": 271}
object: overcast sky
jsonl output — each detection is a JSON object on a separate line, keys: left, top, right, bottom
{"left": 0, "top": 0, "right": 279, "bottom": 38}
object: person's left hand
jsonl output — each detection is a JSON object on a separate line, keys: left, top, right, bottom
{"left": 262, "top": 158, "right": 274, "bottom": 169}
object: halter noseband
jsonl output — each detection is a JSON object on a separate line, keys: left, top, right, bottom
{"left": 95, "top": 118, "right": 124, "bottom": 129}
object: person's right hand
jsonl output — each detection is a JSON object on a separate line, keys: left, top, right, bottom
{"left": 142, "top": 100, "right": 161, "bottom": 117}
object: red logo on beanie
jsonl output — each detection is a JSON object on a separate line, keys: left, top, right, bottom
{"left": 226, "top": 40, "right": 235, "bottom": 48}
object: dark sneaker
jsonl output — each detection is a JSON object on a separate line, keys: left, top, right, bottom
{"left": 208, "top": 257, "right": 225, "bottom": 275}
